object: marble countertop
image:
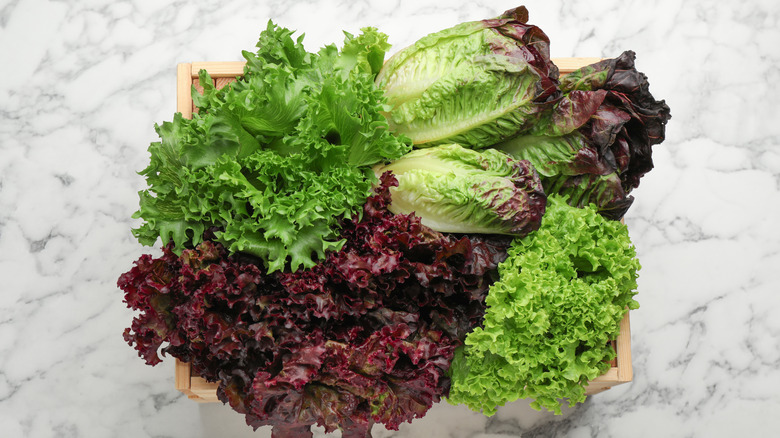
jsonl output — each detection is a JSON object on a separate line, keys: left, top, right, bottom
{"left": 2, "top": 0, "right": 779, "bottom": 436}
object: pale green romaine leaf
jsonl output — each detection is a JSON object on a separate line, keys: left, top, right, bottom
{"left": 375, "top": 6, "right": 559, "bottom": 148}
{"left": 373, "top": 144, "right": 545, "bottom": 236}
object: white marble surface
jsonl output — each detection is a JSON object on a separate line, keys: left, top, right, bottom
{"left": 2, "top": 0, "right": 779, "bottom": 436}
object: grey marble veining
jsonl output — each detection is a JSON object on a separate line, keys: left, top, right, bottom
{"left": 2, "top": 0, "right": 779, "bottom": 436}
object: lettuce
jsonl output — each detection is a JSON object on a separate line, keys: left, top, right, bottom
{"left": 122, "top": 7, "right": 669, "bottom": 435}
{"left": 132, "top": 22, "right": 411, "bottom": 273}
{"left": 447, "top": 195, "right": 640, "bottom": 415}
{"left": 374, "top": 6, "right": 559, "bottom": 148}
{"left": 495, "top": 51, "right": 672, "bottom": 219}
{"left": 374, "top": 144, "right": 546, "bottom": 236}
{"left": 120, "top": 174, "right": 512, "bottom": 437}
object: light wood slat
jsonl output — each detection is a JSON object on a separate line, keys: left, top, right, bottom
{"left": 190, "top": 393, "right": 220, "bottom": 403}
{"left": 191, "top": 376, "right": 219, "bottom": 391}
{"left": 554, "top": 57, "right": 604, "bottom": 74}
{"left": 215, "top": 77, "right": 237, "bottom": 90}
{"left": 174, "top": 357, "right": 195, "bottom": 399}
{"left": 176, "top": 63, "right": 193, "bottom": 119}
{"left": 616, "top": 311, "right": 633, "bottom": 382}
{"left": 591, "top": 367, "right": 619, "bottom": 382}
{"left": 191, "top": 61, "right": 245, "bottom": 78}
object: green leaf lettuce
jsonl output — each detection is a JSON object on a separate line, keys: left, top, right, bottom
{"left": 447, "top": 195, "right": 640, "bottom": 415}
{"left": 132, "top": 22, "right": 411, "bottom": 273}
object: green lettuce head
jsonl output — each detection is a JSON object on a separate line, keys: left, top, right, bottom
{"left": 447, "top": 194, "right": 641, "bottom": 415}
{"left": 132, "top": 23, "right": 411, "bottom": 273}
{"left": 374, "top": 144, "right": 546, "bottom": 236}
{"left": 375, "top": 6, "right": 560, "bottom": 149}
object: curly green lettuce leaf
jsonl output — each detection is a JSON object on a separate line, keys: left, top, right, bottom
{"left": 374, "top": 6, "right": 559, "bottom": 148}
{"left": 447, "top": 195, "right": 640, "bottom": 415}
{"left": 335, "top": 27, "right": 391, "bottom": 78}
{"left": 132, "top": 22, "right": 411, "bottom": 273}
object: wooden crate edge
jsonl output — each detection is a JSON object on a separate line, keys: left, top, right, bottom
{"left": 191, "top": 61, "right": 245, "bottom": 78}
{"left": 174, "top": 358, "right": 220, "bottom": 402}
{"left": 585, "top": 311, "right": 633, "bottom": 395}
{"left": 554, "top": 57, "right": 604, "bottom": 74}
{"left": 616, "top": 310, "right": 633, "bottom": 383}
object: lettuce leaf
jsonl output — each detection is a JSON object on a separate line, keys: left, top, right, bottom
{"left": 447, "top": 195, "right": 640, "bottom": 415}
{"left": 374, "top": 144, "right": 546, "bottom": 236}
{"left": 120, "top": 174, "right": 512, "bottom": 436}
{"left": 374, "top": 6, "right": 559, "bottom": 148}
{"left": 132, "top": 22, "right": 411, "bottom": 273}
{"left": 495, "top": 51, "right": 671, "bottom": 219}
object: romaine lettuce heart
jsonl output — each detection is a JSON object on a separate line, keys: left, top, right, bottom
{"left": 375, "top": 6, "right": 559, "bottom": 149}
{"left": 374, "top": 144, "right": 546, "bottom": 237}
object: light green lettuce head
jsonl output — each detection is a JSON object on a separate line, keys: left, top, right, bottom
{"left": 133, "top": 23, "right": 411, "bottom": 273}
{"left": 375, "top": 6, "right": 559, "bottom": 149}
{"left": 374, "top": 144, "right": 546, "bottom": 236}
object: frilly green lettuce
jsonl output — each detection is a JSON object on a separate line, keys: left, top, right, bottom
{"left": 447, "top": 195, "right": 640, "bottom": 415}
{"left": 132, "top": 22, "right": 411, "bottom": 273}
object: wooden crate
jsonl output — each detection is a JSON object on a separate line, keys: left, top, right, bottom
{"left": 172, "top": 57, "right": 632, "bottom": 403}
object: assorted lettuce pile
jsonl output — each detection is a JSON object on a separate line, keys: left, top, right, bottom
{"left": 121, "top": 5, "right": 670, "bottom": 437}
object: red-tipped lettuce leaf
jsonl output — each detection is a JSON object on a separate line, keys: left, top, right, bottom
{"left": 120, "top": 174, "right": 511, "bottom": 437}
{"left": 496, "top": 51, "right": 671, "bottom": 219}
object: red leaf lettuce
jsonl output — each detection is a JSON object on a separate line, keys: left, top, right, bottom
{"left": 495, "top": 51, "right": 671, "bottom": 219}
{"left": 120, "top": 173, "right": 511, "bottom": 437}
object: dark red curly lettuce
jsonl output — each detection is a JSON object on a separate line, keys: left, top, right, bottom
{"left": 120, "top": 172, "right": 511, "bottom": 437}
{"left": 495, "top": 50, "right": 671, "bottom": 219}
